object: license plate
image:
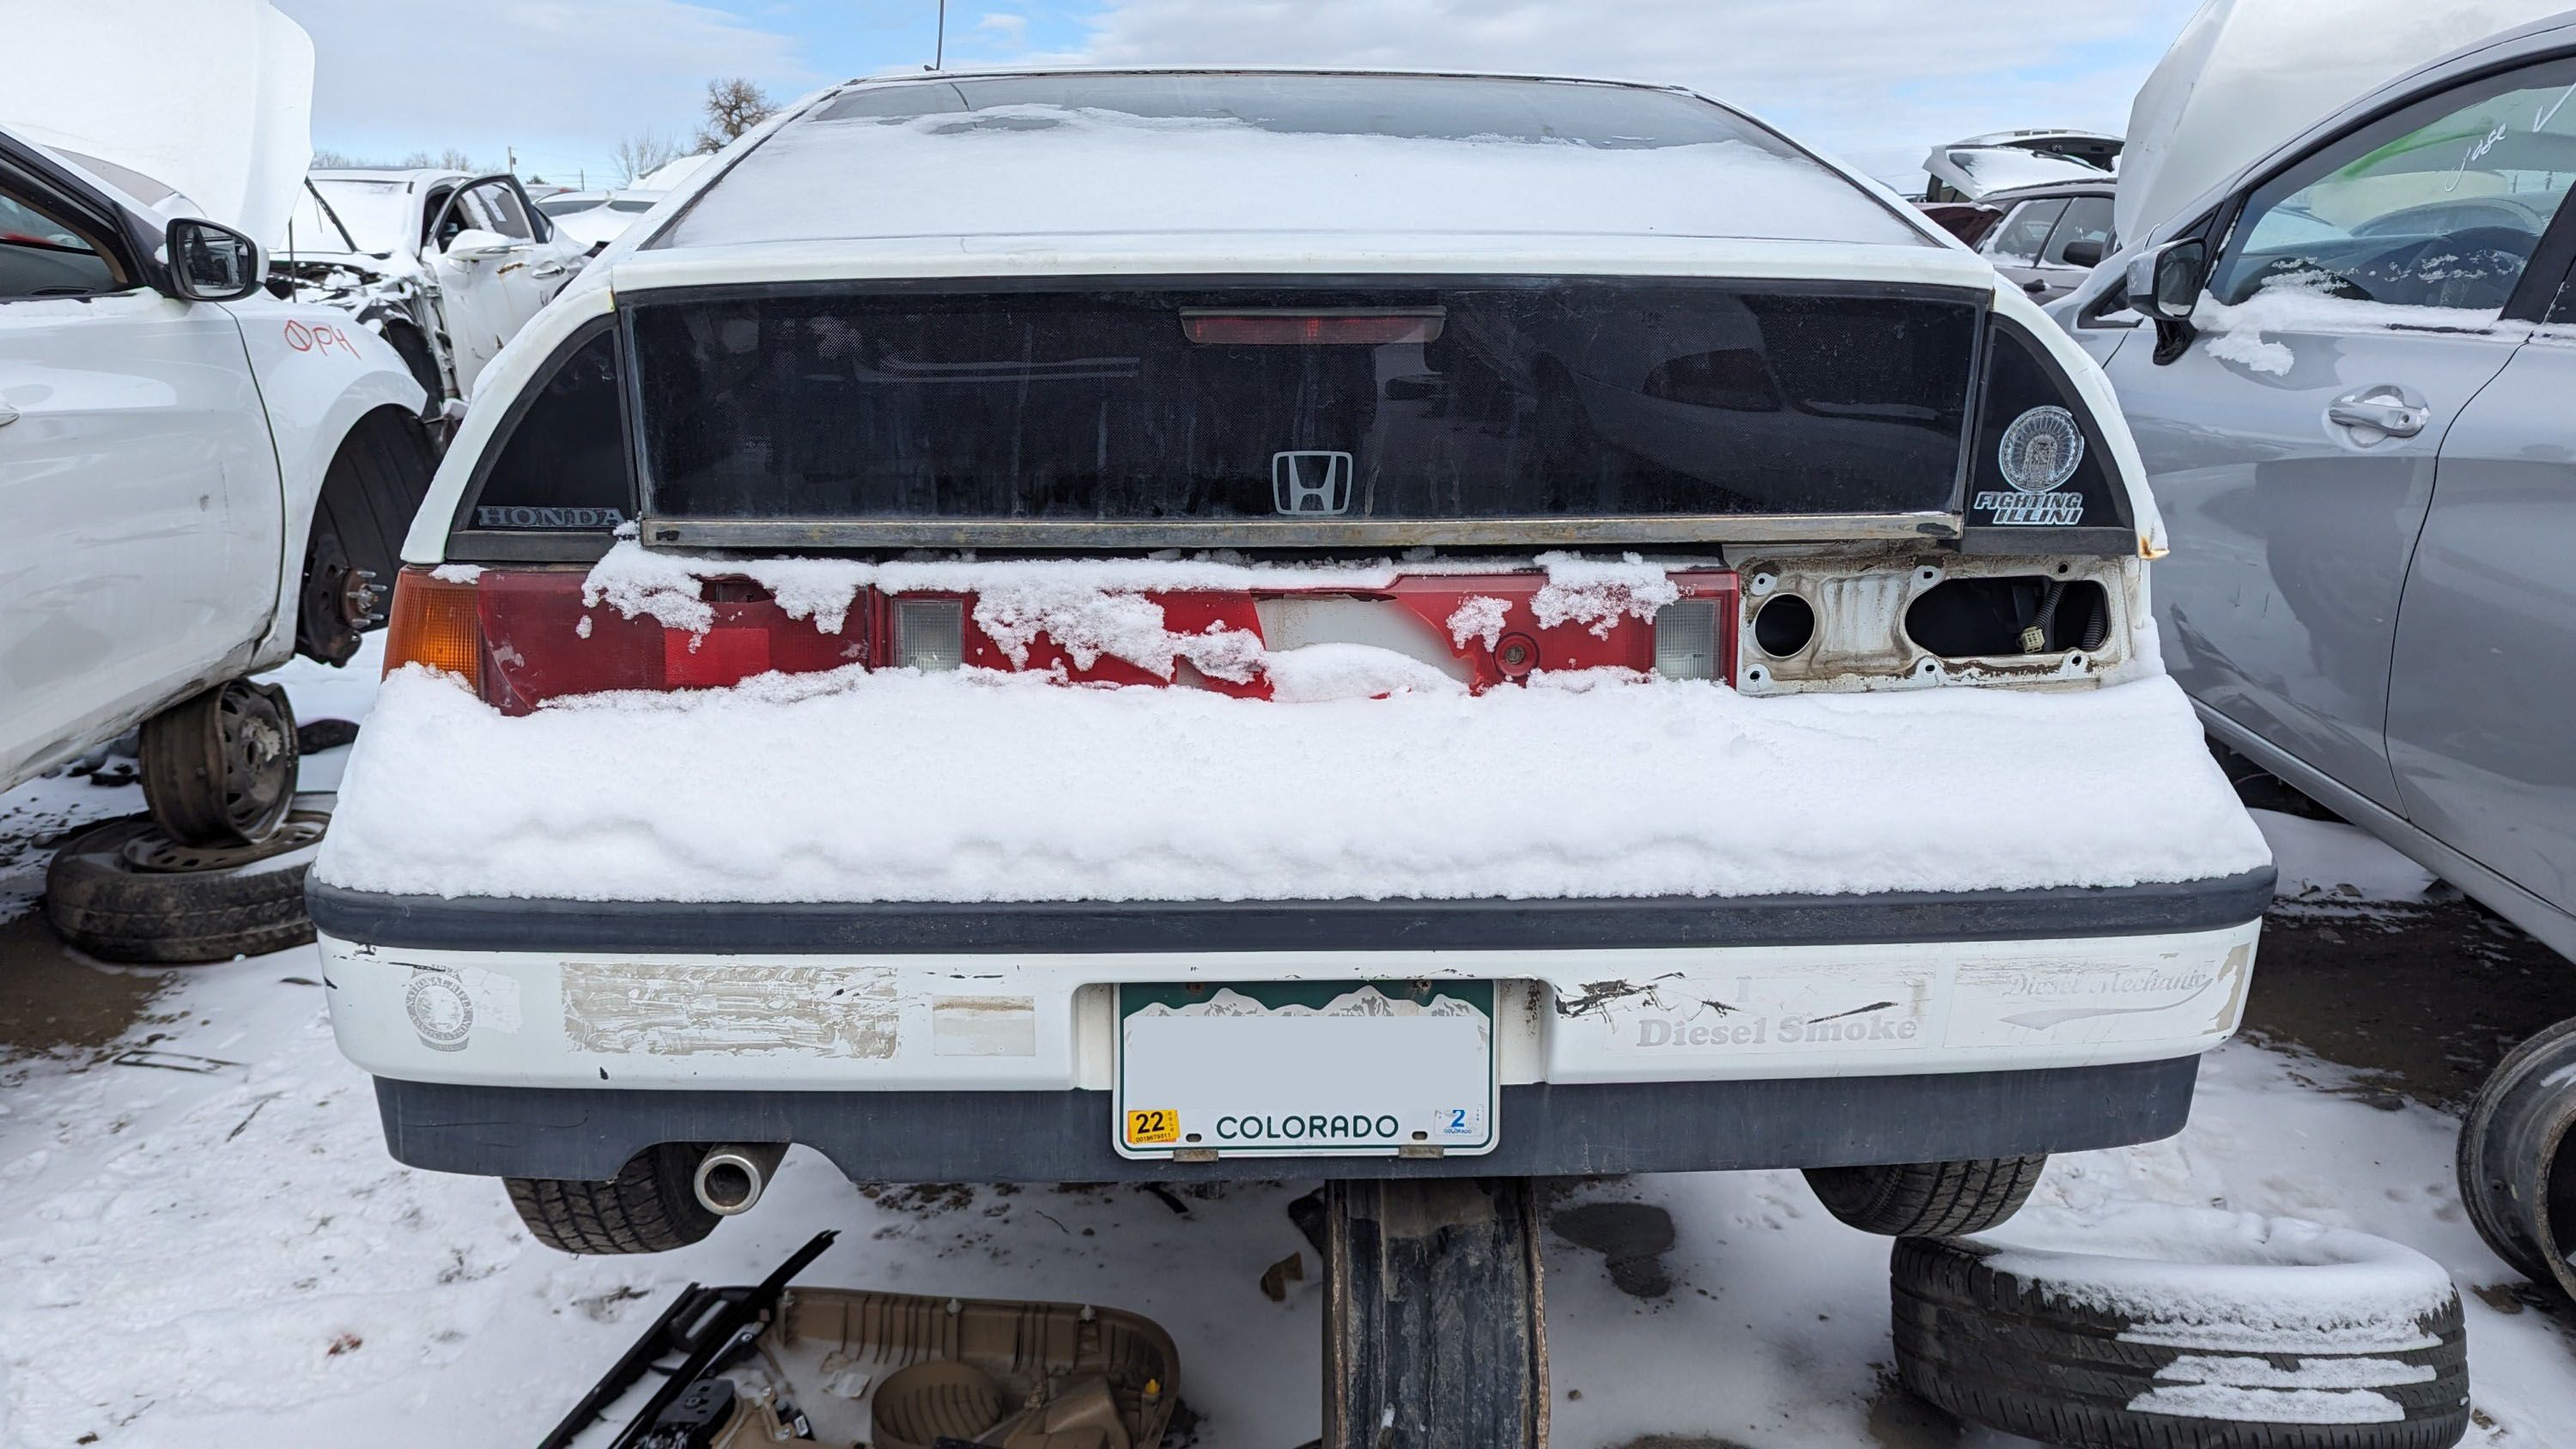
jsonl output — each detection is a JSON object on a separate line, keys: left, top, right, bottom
{"left": 1115, "top": 981, "right": 1498, "bottom": 1159}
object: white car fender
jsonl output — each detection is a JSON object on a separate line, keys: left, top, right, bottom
{"left": 224, "top": 295, "right": 428, "bottom": 668}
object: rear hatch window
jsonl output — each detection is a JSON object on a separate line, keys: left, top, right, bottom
{"left": 630, "top": 282, "right": 1979, "bottom": 526}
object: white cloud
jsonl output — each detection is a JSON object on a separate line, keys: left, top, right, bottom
{"left": 274, "top": 0, "right": 811, "bottom": 179}
{"left": 1065, "top": 0, "right": 2200, "bottom": 158}
{"left": 977, "top": 12, "right": 1031, "bottom": 43}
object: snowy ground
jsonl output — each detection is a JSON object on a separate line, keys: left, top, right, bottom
{"left": 2, "top": 649, "right": 2572, "bottom": 1446}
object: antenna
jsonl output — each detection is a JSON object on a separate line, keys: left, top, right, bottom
{"left": 932, "top": 0, "right": 945, "bottom": 70}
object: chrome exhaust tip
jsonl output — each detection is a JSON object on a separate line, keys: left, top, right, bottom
{"left": 693, "top": 1143, "right": 788, "bottom": 1216}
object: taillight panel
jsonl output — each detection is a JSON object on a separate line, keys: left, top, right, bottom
{"left": 1732, "top": 552, "right": 2133, "bottom": 695}
{"left": 386, "top": 563, "right": 1740, "bottom": 714}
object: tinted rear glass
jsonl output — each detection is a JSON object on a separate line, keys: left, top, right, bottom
{"left": 632, "top": 283, "right": 1977, "bottom": 523}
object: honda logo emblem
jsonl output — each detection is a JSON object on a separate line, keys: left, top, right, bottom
{"left": 1272, "top": 451, "right": 1353, "bottom": 515}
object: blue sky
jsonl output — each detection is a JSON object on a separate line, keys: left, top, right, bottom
{"left": 276, "top": 0, "right": 2200, "bottom": 189}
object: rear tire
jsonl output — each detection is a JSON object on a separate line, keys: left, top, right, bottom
{"left": 1321, "top": 1178, "right": 1546, "bottom": 1449}
{"left": 506, "top": 1143, "right": 720, "bottom": 1255}
{"left": 1805, "top": 1155, "right": 2045, "bottom": 1237}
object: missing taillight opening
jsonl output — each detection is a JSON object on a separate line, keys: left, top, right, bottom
{"left": 1905, "top": 577, "right": 2111, "bottom": 658}
{"left": 1180, "top": 308, "right": 1446, "bottom": 346}
{"left": 1752, "top": 595, "right": 1816, "bottom": 659}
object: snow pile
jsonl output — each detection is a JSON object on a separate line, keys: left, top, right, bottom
{"left": 2194, "top": 275, "right": 2497, "bottom": 376}
{"left": 661, "top": 102, "right": 1924, "bottom": 252}
{"left": 581, "top": 542, "right": 1412, "bottom": 640}
{"left": 1261, "top": 643, "right": 1467, "bottom": 703}
{"left": 1973, "top": 1204, "right": 2458, "bottom": 1355}
{"left": 1445, "top": 596, "right": 1510, "bottom": 650}
{"left": 1530, "top": 551, "right": 1682, "bottom": 638}
{"left": 316, "top": 666, "right": 2267, "bottom": 904}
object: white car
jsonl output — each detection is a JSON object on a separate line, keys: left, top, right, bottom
{"left": 532, "top": 187, "right": 665, "bottom": 252}
{"left": 272, "top": 167, "right": 587, "bottom": 408}
{"left": 1, "top": 124, "right": 428, "bottom": 840}
{"left": 310, "top": 70, "right": 2275, "bottom": 1436}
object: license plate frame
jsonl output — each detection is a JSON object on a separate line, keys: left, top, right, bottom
{"left": 1114, "top": 980, "right": 1499, "bottom": 1160}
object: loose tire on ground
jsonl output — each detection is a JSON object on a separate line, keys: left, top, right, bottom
{"left": 43, "top": 799, "right": 331, "bottom": 964}
{"left": 1805, "top": 1155, "right": 2045, "bottom": 1237}
{"left": 1893, "top": 1210, "right": 2470, "bottom": 1449}
{"left": 1321, "top": 1178, "right": 1546, "bottom": 1449}
{"left": 507, "top": 1143, "right": 720, "bottom": 1255}
{"left": 2458, "top": 1016, "right": 2576, "bottom": 1304}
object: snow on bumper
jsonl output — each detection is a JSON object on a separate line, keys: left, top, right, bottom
{"left": 315, "top": 669, "right": 2271, "bottom": 906}
{"left": 319, "top": 916, "right": 2260, "bottom": 1092}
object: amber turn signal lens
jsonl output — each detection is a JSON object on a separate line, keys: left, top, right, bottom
{"left": 382, "top": 567, "right": 484, "bottom": 693}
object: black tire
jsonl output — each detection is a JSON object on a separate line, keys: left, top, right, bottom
{"left": 43, "top": 800, "right": 331, "bottom": 964}
{"left": 141, "top": 680, "right": 300, "bottom": 846}
{"left": 380, "top": 322, "right": 447, "bottom": 421}
{"left": 1321, "top": 1178, "right": 1546, "bottom": 1449}
{"left": 506, "top": 1143, "right": 720, "bottom": 1255}
{"left": 296, "top": 407, "right": 436, "bottom": 664}
{"left": 1893, "top": 1223, "right": 2470, "bottom": 1449}
{"left": 2457, "top": 1016, "right": 2576, "bottom": 1302}
{"left": 1805, "top": 1155, "right": 2045, "bottom": 1237}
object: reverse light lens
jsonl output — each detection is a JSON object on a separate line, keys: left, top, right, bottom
{"left": 382, "top": 568, "right": 483, "bottom": 693}
{"left": 1182, "top": 309, "right": 1446, "bottom": 346}
{"left": 1654, "top": 599, "right": 1719, "bottom": 680}
{"left": 892, "top": 597, "right": 964, "bottom": 671}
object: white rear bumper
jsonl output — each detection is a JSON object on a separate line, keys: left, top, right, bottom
{"left": 322, "top": 919, "right": 2257, "bottom": 1092}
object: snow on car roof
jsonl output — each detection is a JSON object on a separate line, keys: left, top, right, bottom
{"left": 646, "top": 70, "right": 1934, "bottom": 257}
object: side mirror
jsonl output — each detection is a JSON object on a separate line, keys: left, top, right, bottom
{"left": 2059, "top": 238, "right": 2105, "bottom": 270}
{"left": 2123, "top": 239, "right": 2207, "bottom": 322}
{"left": 165, "top": 218, "right": 263, "bottom": 302}
{"left": 441, "top": 227, "right": 519, "bottom": 260}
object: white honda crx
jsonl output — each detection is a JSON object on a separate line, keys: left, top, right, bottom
{"left": 311, "top": 69, "right": 2272, "bottom": 1439}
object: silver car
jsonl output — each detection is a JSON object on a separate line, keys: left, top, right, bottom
{"left": 2060, "top": 16, "right": 2576, "bottom": 967}
{"left": 2059, "top": 13, "right": 2576, "bottom": 1304}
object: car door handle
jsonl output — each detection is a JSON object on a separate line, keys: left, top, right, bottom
{"left": 0, "top": 401, "right": 18, "bottom": 427}
{"left": 2327, "top": 388, "right": 2429, "bottom": 438}
{"left": 530, "top": 261, "right": 569, "bottom": 278}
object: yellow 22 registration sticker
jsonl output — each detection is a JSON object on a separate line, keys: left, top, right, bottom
{"left": 1125, "top": 1108, "right": 1181, "bottom": 1145}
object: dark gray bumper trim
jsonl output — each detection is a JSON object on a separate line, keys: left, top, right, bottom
{"left": 313, "top": 870, "right": 2274, "bottom": 955}
{"left": 375, "top": 1056, "right": 2200, "bottom": 1184}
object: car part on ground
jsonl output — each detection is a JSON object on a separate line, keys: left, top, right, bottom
{"left": 138, "top": 681, "right": 299, "bottom": 846}
{"left": 44, "top": 796, "right": 331, "bottom": 963}
{"left": 543, "top": 1229, "right": 1182, "bottom": 1449}
{"left": 1893, "top": 1207, "right": 2470, "bottom": 1448}
{"left": 2458, "top": 1017, "right": 2576, "bottom": 1304}
{"left": 1804, "top": 1155, "right": 2045, "bottom": 1236}
{"left": 505, "top": 1142, "right": 720, "bottom": 1255}
{"left": 1323, "top": 1177, "right": 1545, "bottom": 1449}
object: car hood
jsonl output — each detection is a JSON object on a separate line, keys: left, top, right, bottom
{"left": 0, "top": 0, "right": 314, "bottom": 241}
{"left": 1923, "top": 145, "right": 2109, "bottom": 202}
{"left": 2117, "top": 0, "right": 2566, "bottom": 243}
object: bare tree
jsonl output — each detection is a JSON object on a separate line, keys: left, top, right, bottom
{"left": 695, "top": 78, "right": 776, "bottom": 153}
{"left": 613, "top": 127, "right": 685, "bottom": 187}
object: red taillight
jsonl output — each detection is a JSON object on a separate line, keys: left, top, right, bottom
{"left": 389, "top": 562, "right": 1738, "bottom": 714}
{"left": 1181, "top": 309, "right": 1444, "bottom": 346}
{"left": 381, "top": 569, "right": 483, "bottom": 694}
